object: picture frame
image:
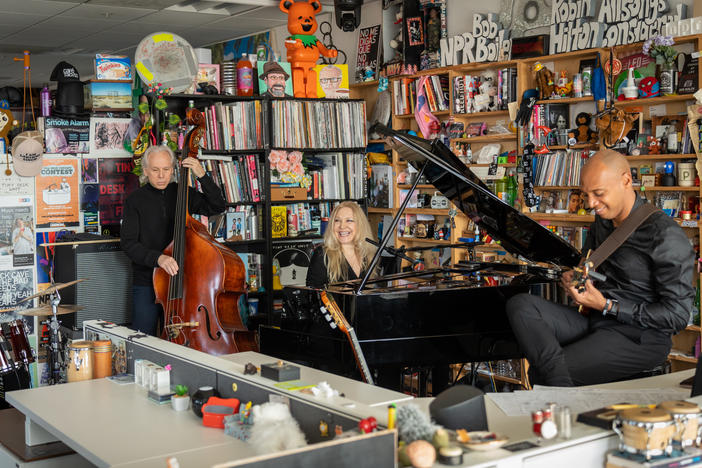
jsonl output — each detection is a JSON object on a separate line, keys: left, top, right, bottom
{"left": 257, "top": 61, "right": 293, "bottom": 97}
{"left": 89, "top": 117, "right": 131, "bottom": 157}
{"left": 641, "top": 174, "right": 656, "bottom": 187}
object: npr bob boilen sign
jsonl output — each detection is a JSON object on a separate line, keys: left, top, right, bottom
{"left": 440, "top": 13, "right": 511, "bottom": 66}
{"left": 550, "top": 0, "right": 686, "bottom": 54}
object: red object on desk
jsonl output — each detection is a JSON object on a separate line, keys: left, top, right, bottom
{"left": 201, "top": 397, "right": 241, "bottom": 428}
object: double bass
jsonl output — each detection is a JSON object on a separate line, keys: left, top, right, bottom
{"left": 153, "top": 108, "right": 257, "bottom": 355}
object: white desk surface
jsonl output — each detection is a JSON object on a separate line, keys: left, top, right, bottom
{"left": 220, "top": 351, "right": 412, "bottom": 408}
{"left": 6, "top": 379, "right": 255, "bottom": 468}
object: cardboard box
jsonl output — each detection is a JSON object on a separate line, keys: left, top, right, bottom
{"left": 271, "top": 187, "right": 307, "bottom": 201}
{"left": 84, "top": 80, "right": 132, "bottom": 110}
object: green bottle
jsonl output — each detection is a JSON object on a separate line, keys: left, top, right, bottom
{"left": 495, "top": 176, "right": 507, "bottom": 202}
{"left": 506, "top": 169, "right": 518, "bottom": 207}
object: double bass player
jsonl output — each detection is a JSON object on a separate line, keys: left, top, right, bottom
{"left": 121, "top": 145, "right": 226, "bottom": 336}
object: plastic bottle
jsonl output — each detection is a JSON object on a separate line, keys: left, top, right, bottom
{"left": 237, "top": 53, "right": 254, "bottom": 96}
{"left": 495, "top": 176, "right": 507, "bottom": 203}
{"left": 40, "top": 85, "right": 51, "bottom": 117}
{"left": 506, "top": 169, "right": 518, "bottom": 207}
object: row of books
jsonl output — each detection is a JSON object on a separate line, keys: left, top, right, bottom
{"left": 270, "top": 202, "right": 345, "bottom": 239}
{"left": 391, "top": 75, "right": 449, "bottom": 115}
{"left": 190, "top": 155, "right": 263, "bottom": 203}
{"left": 201, "top": 100, "right": 264, "bottom": 151}
{"left": 452, "top": 68, "right": 518, "bottom": 114}
{"left": 271, "top": 100, "right": 367, "bottom": 149}
{"left": 540, "top": 224, "right": 589, "bottom": 250}
{"left": 533, "top": 150, "right": 592, "bottom": 187}
{"left": 304, "top": 153, "right": 366, "bottom": 200}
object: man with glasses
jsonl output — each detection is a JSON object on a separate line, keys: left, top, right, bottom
{"left": 260, "top": 61, "right": 291, "bottom": 97}
{"left": 318, "top": 65, "right": 348, "bottom": 98}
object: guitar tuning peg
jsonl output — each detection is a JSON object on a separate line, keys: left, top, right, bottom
{"left": 329, "top": 322, "right": 337, "bottom": 329}
{"left": 324, "top": 314, "right": 332, "bottom": 322}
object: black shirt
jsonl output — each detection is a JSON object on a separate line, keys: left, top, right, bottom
{"left": 120, "top": 175, "right": 225, "bottom": 286}
{"left": 306, "top": 246, "right": 365, "bottom": 288}
{"left": 584, "top": 197, "right": 695, "bottom": 338}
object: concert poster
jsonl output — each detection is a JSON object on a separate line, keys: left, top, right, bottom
{"left": 98, "top": 158, "right": 138, "bottom": 237}
{"left": 0, "top": 267, "right": 35, "bottom": 334}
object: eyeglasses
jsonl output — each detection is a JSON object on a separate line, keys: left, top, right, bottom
{"left": 319, "top": 77, "right": 342, "bottom": 85}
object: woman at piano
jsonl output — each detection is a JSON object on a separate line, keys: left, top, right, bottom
{"left": 306, "top": 201, "right": 377, "bottom": 288}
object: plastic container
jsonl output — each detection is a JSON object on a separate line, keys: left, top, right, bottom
{"left": 236, "top": 54, "right": 254, "bottom": 96}
{"left": 40, "top": 85, "right": 51, "bottom": 117}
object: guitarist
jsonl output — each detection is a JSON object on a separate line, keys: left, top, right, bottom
{"left": 507, "top": 149, "right": 695, "bottom": 386}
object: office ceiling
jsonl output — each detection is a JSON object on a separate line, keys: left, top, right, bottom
{"left": 0, "top": 0, "right": 333, "bottom": 88}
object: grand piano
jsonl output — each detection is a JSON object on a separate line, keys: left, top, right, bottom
{"left": 259, "top": 124, "right": 583, "bottom": 393}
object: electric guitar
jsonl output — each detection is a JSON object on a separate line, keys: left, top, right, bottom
{"left": 319, "top": 291, "right": 374, "bottom": 385}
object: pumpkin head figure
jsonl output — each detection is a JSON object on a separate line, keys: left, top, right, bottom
{"left": 0, "top": 101, "right": 18, "bottom": 147}
{"left": 280, "top": 0, "right": 337, "bottom": 98}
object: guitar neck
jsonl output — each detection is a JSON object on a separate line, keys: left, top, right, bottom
{"left": 345, "top": 326, "right": 374, "bottom": 385}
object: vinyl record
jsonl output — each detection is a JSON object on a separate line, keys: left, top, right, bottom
{"left": 135, "top": 32, "right": 198, "bottom": 93}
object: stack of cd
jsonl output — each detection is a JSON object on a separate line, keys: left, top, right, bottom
{"left": 221, "top": 61, "right": 236, "bottom": 95}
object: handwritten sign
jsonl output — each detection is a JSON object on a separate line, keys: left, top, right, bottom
{"left": 99, "top": 158, "right": 137, "bottom": 236}
{"left": 356, "top": 25, "right": 381, "bottom": 75}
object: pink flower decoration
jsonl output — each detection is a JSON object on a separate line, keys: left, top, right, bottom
{"left": 276, "top": 159, "right": 290, "bottom": 173}
{"left": 288, "top": 151, "right": 303, "bottom": 164}
{"left": 268, "top": 150, "right": 284, "bottom": 164}
{"left": 292, "top": 162, "right": 304, "bottom": 176}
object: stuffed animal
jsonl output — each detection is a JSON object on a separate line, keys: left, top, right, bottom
{"left": 0, "top": 100, "right": 18, "bottom": 150}
{"left": 648, "top": 135, "right": 661, "bottom": 154}
{"left": 595, "top": 109, "right": 639, "bottom": 147}
{"left": 573, "top": 112, "right": 598, "bottom": 144}
{"left": 280, "top": 0, "right": 338, "bottom": 98}
{"left": 249, "top": 402, "right": 307, "bottom": 454}
{"left": 533, "top": 62, "right": 555, "bottom": 100}
{"left": 555, "top": 70, "right": 572, "bottom": 97}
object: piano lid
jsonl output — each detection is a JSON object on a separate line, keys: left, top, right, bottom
{"left": 372, "top": 124, "right": 581, "bottom": 268}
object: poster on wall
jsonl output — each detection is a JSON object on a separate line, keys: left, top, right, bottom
{"left": 35, "top": 157, "right": 80, "bottom": 228}
{"left": 0, "top": 268, "right": 35, "bottom": 334}
{"left": 89, "top": 117, "right": 131, "bottom": 157}
{"left": 43, "top": 117, "right": 90, "bottom": 154}
{"left": 314, "top": 64, "right": 350, "bottom": 98}
{"left": 98, "top": 158, "right": 138, "bottom": 237}
{"left": 272, "top": 240, "right": 321, "bottom": 287}
{"left": 356, "top": 25, "right": 381, "bottom": 79}
{"left": 0, "top": 199, "right": 35, "bottom": 269}
{"left": 0, "top": 171, "right": 34, "bottom": 197}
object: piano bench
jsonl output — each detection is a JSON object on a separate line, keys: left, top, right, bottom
{"left": 617, "top": 362, "right": 670, "bottom": 382}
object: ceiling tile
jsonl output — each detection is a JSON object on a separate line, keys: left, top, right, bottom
{"left": 131, "top": 9, "right": 225, "bottom": 26}
{"left": 86, "top": 0, "right": 182, "bottom": 9}
{"left": 0, "top": 0, "right": 79, "bottom": 15}
{"left": 206, "top": 15, "right": 286, "bottom": 31}
{"left": 57, "top": 4, "right": 154, "bottom": 21}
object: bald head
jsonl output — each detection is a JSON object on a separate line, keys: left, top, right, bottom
{"left": 580, "top": 149, "right": 636, "bottom": 225}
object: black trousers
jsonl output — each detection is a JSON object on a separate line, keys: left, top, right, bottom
{"left": 506, "top": 293, "right": 671, "bottom": 386}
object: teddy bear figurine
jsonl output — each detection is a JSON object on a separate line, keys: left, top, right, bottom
{"left": 573, "top": 112, "right": 598, "bottom": 144}
{"left": 533, "top": 62, "right": 555, "bottom": 100}
{"left": 280, "top": 0, "right": 338, "bottom": 98}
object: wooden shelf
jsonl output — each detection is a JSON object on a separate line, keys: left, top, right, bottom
{"left": 397, "top": 238, "right": 452, "bottom": 244}
{"left": 395, "top": 110, "right": 450, "bottom": 118}
{"left": 466, "top": 163, "right": 518, "bottom": 168}
{"left": 548, "top": 144, "right": 596, "bottom": 150}
{"left": 521, "top": 48, "right": 601, "bottom": 63}
{"left": 636, "top": 186, "right": 700, "bottom": 192}
{"left": 404, "top": 208, "right": 449, "bottom": 215}
{"left": 535, "top": 186, "right": 579, "bottom": 190}
{"left": 536, "top": 96, "right": 594, "bottom": 105}
{"left": 626, "top": 154, "right": 697, "bottom": 161}
{"left": 668, "top": 354, "right": 698, "bottom": 364}
{"left": 686, "top": 325, "right": 701, "bottom": 332}
{"left": 614, "top": 94, "right": 695, "bottom": 107}
{"left": 527, "top": 213, "right": 595, "bottom": 223}
{"left": 452, "top": 110, "right": 510, "bottom": 118}
{"left": 476, "top": 369, "right": 522, "bottom": 386}
{"left": 368, "top": 139, "right": 386, "bottom": 144}
{"left": 452, "top": 134, "right": 516, "bottom": 143}
{"left": 367, "top": 207, "right": 394, "bottom": 214}
{"left": 398, "top": 184, "right": 435, "bottom": 189}
{"left": 350, "top": 80, "right": 379, "bottom": 89}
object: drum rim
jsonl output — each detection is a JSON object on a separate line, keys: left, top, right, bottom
{"left": 658, "top": 400, "right": 701, "bottom": 415}
{"left": 619, "top": 407, "right": 673, "bottom": 423}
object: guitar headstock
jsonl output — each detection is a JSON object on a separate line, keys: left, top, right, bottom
{"left": 320, "top": 291, "right": 350, "bottom": 333}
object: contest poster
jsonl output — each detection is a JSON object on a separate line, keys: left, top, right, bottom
{"left": 98, "top": 158, "right": 138, "bottom": 237}
{"left": 314, "top": 64, "right": 349, "bottom": 99}
{"left": 0, "top": 196, "right": 35, "bottom": 269}
{"left": 35, "top": 157, "right": 80, "bottom": 228}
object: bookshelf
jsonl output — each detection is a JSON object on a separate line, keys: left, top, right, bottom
{"left": 157, "top": 95, "right": 367, "bottom": 322}
{"left": 355, "top": 34, "right": 702, "bottom": 379}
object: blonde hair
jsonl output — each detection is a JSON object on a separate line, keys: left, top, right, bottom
{"left": 323, "top": 201, "right": 376, "bottom": 283}
{"left": 139, "top": 145, "right": 177, "bottom": 185}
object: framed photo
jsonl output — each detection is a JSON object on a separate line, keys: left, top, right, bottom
{"left": 257, "top": 61, "right": 293, "bottom": 97}
{"left": 314, "top": 64, "right": 349, "bottom": 98}
{"left": 641, "top": 174, "right": 656, "bottom": 187}
{"left": 548, "top": 104, "right": 569, "bottom": 131}
{"left": 406, "top": 16, "right": 424, "bottom": 46}
{"left": 567, "top": 189, "right": 584, "bottom": 214}
{"left": 195, "top": 63, "right": 220, "bottom": 93}
{"left": 89, "top": 117, "right": 131, "bottom": 157}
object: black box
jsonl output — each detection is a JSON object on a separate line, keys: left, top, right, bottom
{"left": 261, "top": 362, "right": 300, "bottom": 382}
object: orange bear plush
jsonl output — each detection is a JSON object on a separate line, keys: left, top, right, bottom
{"left": 280, "top": 0, "right": 338, "bottom": 98}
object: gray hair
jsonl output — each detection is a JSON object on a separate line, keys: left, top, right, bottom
{"left": 139, "top": 145, "right": 177, "bottom": 185}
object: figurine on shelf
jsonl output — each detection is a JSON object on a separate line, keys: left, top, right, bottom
{"left": 479, "top": 70, "right": 498, "bottom": 111}
{"left": 648, "top": 135, "right": 661, "bottom": 154}
{"left": 555, "top": 70, "right": 572, "bottom": 97}
{"left": 363, "top": 66, "right": 375, "bottom": 81}
{"left": 533, "top": 62, "right": 555, "bottom": 100}
{"left": 573, "top": 112, "right": 598, "bottom": 144}
{"left": 638, "top": 76, "right": 660, "bottom": 98}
